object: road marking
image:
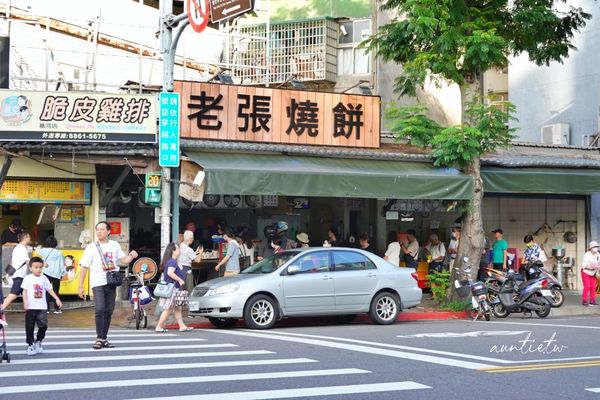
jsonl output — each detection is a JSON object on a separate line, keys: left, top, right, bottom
{"left": 26, "top": 338, "right": 208, "bottom": 346}
{"left": 0, "top": 358, "right": 318, "bottom": 378}
{"left": 0, "top": 368, "right": 369, "bottom": 394}
{"left": 487, "top": 321, "right": 600, "bottom": 330}
{"left": 6, "top": 334, "right": 181, "bottom": 339}
{"left": 512, "top": 355, "right": 600, "bottom": 364}
{"left": 4, "top": 329, "right": 141, "bottom": 333}
{"left": 10, "top": 350, "right": 274, "bottom": 365}
{"left": 482, "top": 360, "right": 600, "bottom": 373}
{"left": 129, "top": 381, "right": 431, "bottom": 400}
{"left": 396, "top": 330, "right": 531, "bottom": 338}
{"left": 260, "top": 329, "right": 512, "bottom": 364}
{"left": 9, "top": 343, "right": 234, "bottom": 355}
{"left": 200, "top": 329, "right": 493, "bottom": 370}
{"left": 586, "top": 387, "right": 600, "bottom": 393}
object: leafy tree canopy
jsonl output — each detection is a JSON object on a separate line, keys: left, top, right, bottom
{"left": 272, "top": 0, "right": 371, "bottom": 21}
{"left": 365, "top": 0, "right": 592, "bottom": 96}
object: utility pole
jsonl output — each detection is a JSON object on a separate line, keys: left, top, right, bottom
{"left": 159, "top": 0, "right": 188, "bottom": 255}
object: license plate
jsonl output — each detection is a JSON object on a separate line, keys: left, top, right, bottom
{"left": 540, "top": 290, "right": 552, "bottom": 297}
{"left": 188, "top": 301, "right": 200, "bottom": 310}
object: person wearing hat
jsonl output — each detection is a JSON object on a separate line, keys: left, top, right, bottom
{"left": 1, "top": 218, "right": 23, "bottom": 246}
{"left": 581, "top": 241, "right": 600, "bottom": 306}
{"left": 489, "top": 228, "right": 508, "bottom": 271}
{"left": 296, "top": 232, "right": 310, "bottom": 248}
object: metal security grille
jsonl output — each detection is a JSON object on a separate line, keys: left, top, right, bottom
{"left": 228, "top": 18, "right": 338, "bottom": 85}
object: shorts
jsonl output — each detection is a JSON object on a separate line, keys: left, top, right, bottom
{"left": 224, "top": 271, "right": 239, "bottom": 277}
{"left": 10, "top": 277, "right": 24, "bottom": 295}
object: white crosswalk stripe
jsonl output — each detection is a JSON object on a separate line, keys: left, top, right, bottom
{"left": 586, "top": 387, "right": 600, "bottom": 393}
{"left": 0, "top": 327, "right": 432, "bottom": 399}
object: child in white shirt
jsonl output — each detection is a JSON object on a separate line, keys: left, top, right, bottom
{"left": 21, "top": 256, "right": 62, "bottom": 356}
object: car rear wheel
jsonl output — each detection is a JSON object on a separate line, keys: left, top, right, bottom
{"left": 208, "top": 317, "right": 237, "bottom": 329}
{"left": 244, "top": 294, "right": 278, "bottom": 329}
{"left": 369, "top": 292, "right": 399, "bottom": 325}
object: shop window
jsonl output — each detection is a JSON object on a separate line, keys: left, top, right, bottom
{"left": 333, "top": 250, "right": 377, "bottom": 272}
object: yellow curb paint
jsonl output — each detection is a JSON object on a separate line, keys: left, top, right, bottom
{"left": 481, "top": 360, "right": 600, "bottom": 373}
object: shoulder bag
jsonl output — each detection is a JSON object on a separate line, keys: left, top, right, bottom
{"left": 95, "top": 242, "right": 123, "bottom": 287}
{"left": 154, "top": 281, "right": 175, "bottom": 298}
{"left": 4, "top": 261, "right": 26, "bottom": 277}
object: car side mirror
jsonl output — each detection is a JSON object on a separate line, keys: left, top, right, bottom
{"left": 287, "top": 265, "right": 300, "bottom": 275}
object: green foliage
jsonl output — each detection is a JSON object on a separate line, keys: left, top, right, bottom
{"left": 440, "top": 299, "right": 471, "bottom": 312}
{"left": 385, "top": 100, "right": 517, "bottom": 168}
{"left": 363, "top": 0, "right": 591, "bottom": 96}
{"left": 427, "top": 269, "right": 450, "bottom": 304}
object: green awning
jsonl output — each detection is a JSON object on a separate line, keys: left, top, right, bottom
{"left": 187, "top": 152, "right": 473, "bottom": 199}
{"left": 482, "top": 167, "right": 600, "bottom": 194}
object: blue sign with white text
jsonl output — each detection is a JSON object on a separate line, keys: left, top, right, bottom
{"left": 159, "top": 92, "right": 180, "bottom": 167}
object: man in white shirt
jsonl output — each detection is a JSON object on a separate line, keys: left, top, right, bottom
{"left": 78, "top": 221, "right": 138, "bottom": 350}
{"left": 426, "top": 234, "right": 446, "bottom": 273}
{"left": 179, "top": 230, "right": 202, "bottom": 285}
{"left": 400, "top": 229, "right": 419, "bottom": 269}
{"left": 1, "top": 231, "right": 31, "bottom": 311}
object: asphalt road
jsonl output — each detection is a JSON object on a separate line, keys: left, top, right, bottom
{"left": 1, "top": 314, "right": 599, "bottom": 400}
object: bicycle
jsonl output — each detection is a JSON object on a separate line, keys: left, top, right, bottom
{"left": 129, "top": 269, "right": 150, "bottom": 329}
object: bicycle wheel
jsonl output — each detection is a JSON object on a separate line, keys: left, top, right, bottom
{"left": 135, "top": 308, "right": 141, "bottom": 330}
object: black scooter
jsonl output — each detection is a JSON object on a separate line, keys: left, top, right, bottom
{"left": 491, "top": 269, "right": 554, "bottom": 318}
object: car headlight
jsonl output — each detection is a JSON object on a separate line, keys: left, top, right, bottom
{"left": 210, "top": 283, "right": 240, "bottom": 296}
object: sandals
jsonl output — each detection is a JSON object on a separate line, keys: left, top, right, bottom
{"left": 179, "top": 327, "right": 194, "bottom": 332}
{"left": 155, "top": 328, "right": 168, "bottom": 333}
{"left": 93, "top": 339, "right": 103, "bottom": 350}
{"left": 102, "top": 340, "right": 115, "bottom": 348}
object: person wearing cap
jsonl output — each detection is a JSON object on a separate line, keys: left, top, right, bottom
{"left": 296, "top": 232, "right": 310, "bottom": 248}
{"left": 1, "top": 218, "right": 23, "bottom": 246}
{"left": 581, "top": 241, "right": 600, "bottom": 306}
{"left": 490, "top": 228, "right": 508, "bottom": 271}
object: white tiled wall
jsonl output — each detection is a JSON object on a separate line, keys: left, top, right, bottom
{"left": 482, "top": 197, "right": 586, "bottom": 290}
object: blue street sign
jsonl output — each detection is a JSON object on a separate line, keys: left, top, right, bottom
{"left": 159, "top": 92, "right": 180, "bottom": 167}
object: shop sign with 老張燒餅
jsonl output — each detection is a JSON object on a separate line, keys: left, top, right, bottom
{"left": 0, "top": 90, "right": 157, "bottom": 143}
{"left": 174, "top": 81, "right": 380, "bottom": 148}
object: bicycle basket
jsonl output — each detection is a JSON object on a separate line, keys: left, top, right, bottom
{"left": 129, "top": 286, "right": 153, "bottom": 305}
{"left": 455, "top": 280, "right": 471, "bottom": 298}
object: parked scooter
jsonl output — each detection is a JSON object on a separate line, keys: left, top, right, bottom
{"left": 491, "top": 268, "right": 554, "bottom": 318}
{"left": 454, "top": 257, "right": 492, "bottom": 321}
{"left": 484, "top": 260, "right": 563, "bottom": 307}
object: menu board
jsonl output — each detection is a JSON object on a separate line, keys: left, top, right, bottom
{"left": 0, "top": 180, "right": 92, "bottom": 204}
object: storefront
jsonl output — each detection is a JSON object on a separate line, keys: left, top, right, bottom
{"left": 0, "top": 89, "right": 157, "bottom": 298}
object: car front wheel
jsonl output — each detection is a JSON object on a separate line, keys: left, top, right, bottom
{"left": 244, "top": 294, "right": 279, "bottom": 329}
{"left": 369, "top": 292, "right": 399, "bottom": 325}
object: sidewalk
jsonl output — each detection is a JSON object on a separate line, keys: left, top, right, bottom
{"left": 2, "top": 292, "right": 598, "bottom": 330}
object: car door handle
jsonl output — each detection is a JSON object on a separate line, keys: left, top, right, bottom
{"left": 323, "top": 275, "right": 333, "bottom": 280}
{"left": 367, "top": 273, "right": 377, "bottom": 278}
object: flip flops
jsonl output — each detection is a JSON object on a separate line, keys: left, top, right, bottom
{"left": 155, "top": 328, "right": 168, "bottom": 333}
{"left": 179, "top": 327, "right": 194, "bottom": 332}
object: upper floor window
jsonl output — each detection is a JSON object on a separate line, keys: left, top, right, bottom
{"left": 337, "top": 19, "right": 371, "bottom": 76}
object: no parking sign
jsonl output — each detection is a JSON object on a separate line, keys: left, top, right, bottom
{"left": 185, "top": 0, "right": 210, "bottom": 33}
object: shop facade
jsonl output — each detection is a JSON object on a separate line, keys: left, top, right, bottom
{"left": 0, "top": 89, "right": 158, "bottom": 298}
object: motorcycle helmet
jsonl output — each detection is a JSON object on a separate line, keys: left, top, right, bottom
{"left": 274, "top": 221, "right": 288, "bottom": 236}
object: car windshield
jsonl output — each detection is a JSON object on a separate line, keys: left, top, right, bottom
{"left": 241, "top": 252, "right": 296, "bottom": 274}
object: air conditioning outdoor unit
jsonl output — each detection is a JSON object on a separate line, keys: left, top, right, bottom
{"left": 540, "top": 123, "right": 570, "bottom": 145}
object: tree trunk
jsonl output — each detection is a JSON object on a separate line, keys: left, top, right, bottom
{"left": 448, "top": 78, "right": 485, "bottom": 301}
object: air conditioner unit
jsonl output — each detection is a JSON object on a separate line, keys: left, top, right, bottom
{"left": 540, "top": 123, "right": 570, "bottom": 145}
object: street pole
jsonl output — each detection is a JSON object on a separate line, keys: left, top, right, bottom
{"left": 159, "top": 0, "right": 188, "bottom": 255}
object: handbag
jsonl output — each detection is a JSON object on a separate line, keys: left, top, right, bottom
{"left": 95, "top": 242, "right": 123, "bottom": 287}
{"left": 4, "top": 261, "right": 26, "bottom": 277}
{"left": 154, "top": 281, "right": 174, "bottom": 298}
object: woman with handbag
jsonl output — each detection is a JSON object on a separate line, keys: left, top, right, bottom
{"left": 36, "top": 236, "right": 66, "bottom": 314}
{"left": 155, "top": 242, "right": 193, "bottom": 332}
{"left": 78, "top": 221, "right": 138, "bottom": 350}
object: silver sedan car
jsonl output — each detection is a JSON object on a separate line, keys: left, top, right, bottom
{"left": 188, "top": 247, "right": 422, "bottom": 329}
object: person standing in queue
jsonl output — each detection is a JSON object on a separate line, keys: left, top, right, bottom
{"left": 215, "top": 228, "right": 240, "bottom": 277}
{"left": 1, "top": 218, "right": 23, "bottom": 246}
{"left": 384, "top": 231, "right": 401, "bottom": 266}
{"left": 401, "top": 229, "right": 419, "bottom": 269}
{"left": 296, "top": 232, "right": 310, "bottom": 248}
{"left": 358, "top": 233, "right": 375, "bottom": 254}
{"left": 1, "top": 231, "right": 31, "bottom": 311}
{"left": 327, "top": 227, "right": 340, "bottom": 247}
{"left": 447, "top": 226, "right": 461, "bottom": 270}
{"left": 36, "top": 236, "right": 66, "bottom": 314}
{"left": 179, "top": 230, "right": 203, "bottom": 278}
{"left": 78, "top": 221, "right": 138, "bottom": 350}
{"left": 425, "top": 234, "right": 446, "bottom": 273}
{"left": 489, "top": 228, "right": 508, "bottom": 271}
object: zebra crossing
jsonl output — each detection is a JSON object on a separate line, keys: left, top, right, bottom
{"left": 0, "top": 328, "right": 431, "bottom": 400}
